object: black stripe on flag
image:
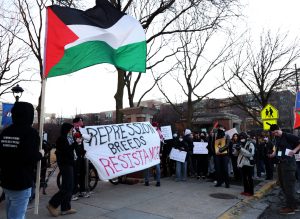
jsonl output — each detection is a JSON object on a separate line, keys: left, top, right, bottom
{"left": 50, "top": 1, "right": 125, "bottom": 29}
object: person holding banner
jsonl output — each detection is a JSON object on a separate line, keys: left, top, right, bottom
{"left": 47, "top": 123, "right": 77, "bottom": 216}
{"left": 144, "top": 122, "right": 162, "bottom": 187}
{"left": 0, "top": 102, "right": 44, "bottom": 219}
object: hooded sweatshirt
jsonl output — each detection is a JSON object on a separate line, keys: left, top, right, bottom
{"left": 0, "top": 102, "right": 41, "bottom": 190}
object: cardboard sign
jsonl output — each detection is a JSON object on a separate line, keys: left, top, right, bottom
{"left": 214, "top": 138, "right": 227, "bottom": 154}
{"left": 169, "top": 148, "right": 187, "bottom": 163}
{"left": 160, "top": 125, "right": 173, "bottom": 140}
{"left": 81, "top": 122, "right": 160, "bottom": 180}
{"left": 225, "top": 128, "right": 238, "bottom": 139}
{"left": 193, "top": 142, "right": 208, "bottom": 154}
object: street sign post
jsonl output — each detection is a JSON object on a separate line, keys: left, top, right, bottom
{"left": 261, "top": 104, "right": 279, "bottom": 130}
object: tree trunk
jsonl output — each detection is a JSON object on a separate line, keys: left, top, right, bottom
{"left": 114, "top": 68, "right": 125, "bottom": 123}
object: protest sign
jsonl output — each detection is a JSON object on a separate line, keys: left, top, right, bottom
{"left": 160, "top": 125, "right": 172, "bottom": 140}
{"left": 193, "top": 142, "right": 208, "bottom": 154}
{"left": 225, "top": 128, "right": 238, "bottom": 139}
{"left": 214, "top": 138, "right": 227, "bottom": 154}
{"left": 81, "top": 122, "right": 160, "bottom": 180}
{"left": 169, "top": 148, "right": 187, "bottom": 163}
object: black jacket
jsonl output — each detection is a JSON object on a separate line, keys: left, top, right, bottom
{"left": 0, "top": 102, "right": 41, "bottom": 190}
{"left": 55, "top": 123, "right": 76, "bottom": 166}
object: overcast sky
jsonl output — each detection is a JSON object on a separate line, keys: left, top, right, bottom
{"left": 4, "top": 0, "right": 300, "bottom": 117}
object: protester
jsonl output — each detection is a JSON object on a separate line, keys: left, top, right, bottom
{"left": 228, "top": 133, "right": 241, "bottom": 181}
{"left": 234, "top": 132, "right": 255, "bottom": 196}
{"left": 184, "top": 129, "right": 195, "bottom": 177}
{"left": 193, "top": 132, "right": 209, "bottom": 179}
{"left": 255, "top": 136, "right": 265, "bottom": 179}
{"left": 269, "top": 124, "right": 300, "bottom": 215}
{"left": 175, "top": 130, "right": 190, "bottom": 181}
{"left": 144, "top": 122, "right": 162, "bottom": 187}
{"left": 0, "top": 101, "right": 44, "bottom": 219}
{"left": 261, "top": 136, "right": 275, "bottom": 180}
{"left": 47, "top": 123, "right": 77, "bottom": 216}
{"left": 72, "top": 117, "right": 90, "bottom": 200}
{"left": 213, "top": 125, "right": 230, "bottom": 188}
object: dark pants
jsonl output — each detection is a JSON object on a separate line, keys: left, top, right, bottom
{"left": 73, "top": 158, "right": 86, "bottom": 194}
{"left": 256, "top": 159, "right": 265, "bottom": 177}
{"left": 264, "top": 158, "right": 274, "bottom": 179}
{"left": 241, "top": 165, "right": 254, "bottom": 194}
{"left": 49, "top": 165, "right": 73, "bottom": 211}
{"left": 215, "top": 155, "right": 229, "bottom": 186}
{"left": 193, "top": 154, "right": 208, "bottom": 177}
{"left": 231, "top": 156, "right": 241, "bottom": 181}
{"left": 277, "top": 159, "right": 297, "bottom": 209}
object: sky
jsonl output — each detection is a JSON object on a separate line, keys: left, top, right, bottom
{"left": 2, "top": 0, "right": 300, "bottom": 117}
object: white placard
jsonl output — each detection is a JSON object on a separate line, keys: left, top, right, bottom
{"left": 193, "top": 142, "right": 208, "bottom": 154}
{"left": 81, "top": 122, "right": 160, "bottom": 180}
{"left": 295, "top": 153, "right": 300, "bottom": 161}
{"left": 169, "top": 148, "right": 187, "bottom": 163}
{"left": 225, "top": 128, "right": 238, "bottom": 139}
{"left": 160, "top": 125, "right": 173, "bottom": 140}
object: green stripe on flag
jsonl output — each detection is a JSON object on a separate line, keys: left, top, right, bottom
{"left": 47, "top": 40, "right": 146, "bottom": 77}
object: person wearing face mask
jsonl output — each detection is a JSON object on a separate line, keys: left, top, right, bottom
{"left": 47, "top": 123, "right": 77, "bottom": 216}
{"left": 193, "top": 132, "right": 209, "bottom": 179}
{"left": 234, "top": 132, "right": 255, "bottom": 196}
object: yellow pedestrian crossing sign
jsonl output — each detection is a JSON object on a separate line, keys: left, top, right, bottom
{"left": 263, "top": 120, "right": 277, "bottom": 131}
{"left": 261, "top": 104, "right": 279, "bottom": 120}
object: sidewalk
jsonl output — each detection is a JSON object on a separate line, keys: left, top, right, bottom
{"left": 0, "top": 176, "right": 275, "bottom": 219}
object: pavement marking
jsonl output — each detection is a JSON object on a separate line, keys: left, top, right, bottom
{"left": 217, "top": 180, "right": 277, "bottom": 219}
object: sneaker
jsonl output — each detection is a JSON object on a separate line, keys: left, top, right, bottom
{"left": 296, "top": 189, "right": 300, "bottom": 194}
{"left": 196, "top": 176, "right": 200, "bottom": 180}
{"left": 144, "top": 181, "right": 149, "bottom": 186}
{"left": 293, "top": 207, "right": 300, "bottom": 212}
{"left": 156, "top": 182, "right": 160, "bottom": 187}
{"left": 79, "top": 192, "right": 90, "bottom": 198}
{"left": 279, "top": 207, "right": 295, "bottom": 215}
{"left": 61, "top": 208, "right": 77, "bottom": 215}
{"left": 47, "top": 204, "right": 59, "bottom": 217}
{"left": 71, "top": 195, "right": 79, "bottom": 201}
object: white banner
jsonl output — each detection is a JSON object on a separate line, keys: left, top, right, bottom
{"left": 193, "top": 142, "right": 208, "bottom": 154}
{"left": 160, "top": 125, "right": 173, "bottom": 140}
{"left": 81, "top": 122, "right": 160, "bottom": 180}
{"left": 169, "top": 148, "right": 187, "bottom": 163}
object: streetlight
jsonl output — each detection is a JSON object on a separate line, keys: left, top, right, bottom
{"left": 11, "top": 84, "right": 24, "bottom": 102}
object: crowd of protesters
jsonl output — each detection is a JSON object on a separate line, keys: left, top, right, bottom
{"left": 153, "top": 123, "right": 300, "bottom": 215}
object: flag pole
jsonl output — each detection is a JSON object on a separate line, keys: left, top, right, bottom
{"left": 34, "top": 6, "right": 49, "bottom": 215}
{"left": 34, "top": 77, "right": 47, "bottom": 214}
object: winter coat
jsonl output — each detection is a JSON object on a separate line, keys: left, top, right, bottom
{"left": 0, "top": 102, "right": 42, "bottom": 190}
{"left": 234, "top": 140, "right": 255, "bottom": 168}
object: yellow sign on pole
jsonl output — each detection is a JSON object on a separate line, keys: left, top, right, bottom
{"left": 261, "top": 104, "right": 279, "bottom": 120}
{"left": 263, "top": 119, "right": 278, "bottom": 131}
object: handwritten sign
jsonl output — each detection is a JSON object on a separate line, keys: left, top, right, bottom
{"left": 225, "top": 128, "right": 238, "bottom": 139}
{"left": 81, "top": 122, "right": 160, "bottom": 180}
{"left": 169, "top": 148, "right": 187, "bottom": 163}
{"left": 160, "top": 125, "right": 173, "bottom": 140}
{"left": 193, "top": 142, "right": 208, "bottom": 154}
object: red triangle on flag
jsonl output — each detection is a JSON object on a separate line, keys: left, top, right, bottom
{"left": 293, "top": 111, "right": 300, "bottom": 129}
{"left": 44, "top": 7, "right": 79, "bottom": 78}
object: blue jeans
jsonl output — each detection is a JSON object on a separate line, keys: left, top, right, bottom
{"left": 176, "top": 161, "right": 187, "bottom": 181}
{"left": 3, "top": 188, "right": 31, "bottom": 219}
{"left": 144, "top": 164, "right": 161, "bottom": 183}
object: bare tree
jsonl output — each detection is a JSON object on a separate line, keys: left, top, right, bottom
{"left": 109, "top": 0, "right": 241, "bottom": 123}
{"left": 0, "top": 4, "right": 29, "bottom": 98}
{"left": 157, "top": 24, "right": 236, "bottom": 127}
{"left": 224, "top": 30, "right": 300, "bottom": 124}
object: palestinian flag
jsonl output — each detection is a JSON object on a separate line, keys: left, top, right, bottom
{"left": 44, "top": 1, "right": 146, "bottom": 78}
{"left": 294, "top": 111, "right": 300, "bottom": 129}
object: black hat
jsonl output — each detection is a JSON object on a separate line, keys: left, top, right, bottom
{"left": 239, "top": 132, "right": 248, "bottom": 139}
{"left": 269, "top": 124, "right": 280, "bottom": 131}
{"left": 73, "top": 117, "right": 83, "bottom": 123}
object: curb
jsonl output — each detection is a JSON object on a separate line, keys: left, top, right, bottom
{"left": 217, "top": 180, "right": 277, "bottom": 219}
